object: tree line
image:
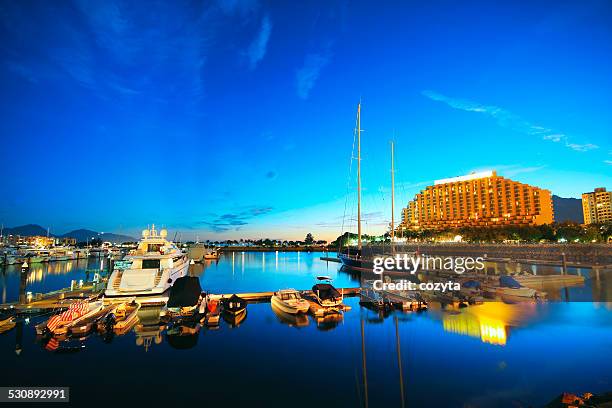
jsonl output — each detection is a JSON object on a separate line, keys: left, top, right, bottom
{"left": 331, "top": 222, "right": 612, "bottom": 246}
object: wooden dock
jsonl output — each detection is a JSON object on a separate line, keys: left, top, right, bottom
{"left": 210, "top": 287, "right": 360, "bottom": 302}
{"left": 2, "top": 285, "right": 361, "bottom": 313}
{"left": 0, "top": 282, "right": 107, "bottom": 311}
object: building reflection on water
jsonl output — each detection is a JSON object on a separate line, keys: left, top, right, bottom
{"left": 441, "top": 302, "right": 538, "bottom": 346}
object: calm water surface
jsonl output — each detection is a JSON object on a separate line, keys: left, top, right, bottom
{"left": 1, "top": 252, "right": 610, "bottom": 407}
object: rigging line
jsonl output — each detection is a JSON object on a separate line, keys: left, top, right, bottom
{"left": 341, "top": 112, "right": 359, "bottom": 246}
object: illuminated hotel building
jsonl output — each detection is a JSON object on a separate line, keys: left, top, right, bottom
{"left": 6, "top": 235, "right": 55, "bottom": 247}
{"left": 582, "top": 187, "right": 612, "bottom": 224}
{"left": 399, "top": 171, "right": 554, "bottom": 230}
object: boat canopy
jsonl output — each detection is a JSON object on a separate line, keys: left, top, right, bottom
{"left": 167, "top": 276, "right": 202, "bottom": 307}
{"left": 462, "top": 280, "right": 481, "bottom": 288}
{"left": 499, "top": 275, "right": 522, "bottom": 289}
{"left": 224, "top": 294, "right": 246, "bottom": 311}
{"left": 312, "top": 283, "right": 341, "bottom": 300}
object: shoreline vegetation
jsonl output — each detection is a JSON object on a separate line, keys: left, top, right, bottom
{"left": 334, "top": 222, "right": 612, "bottom": 246}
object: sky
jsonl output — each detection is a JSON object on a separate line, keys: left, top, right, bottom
{"left": 0, "top": 0, "right": 611, "bottom": 241}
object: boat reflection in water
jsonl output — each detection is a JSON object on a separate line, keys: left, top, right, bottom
{"left": 441, "top": 302, "right": 538, "bottom": 346}
{"left": 314, "top": 312, "right": 343, "bottom": 331}
{"left": 271, "top": 302, "right": 309, "bottom": 328}
{"left": 134, "top": 304, "right": 166, "bottom": 351}
{"left": 166, "top": 321, "right": 200, "bottom": 350}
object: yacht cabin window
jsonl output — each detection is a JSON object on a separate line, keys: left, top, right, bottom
{"left": 147, "top": 244, "right": 163, "bottom": 253}
{"left": 142, "top": 259, "right": 161, "bottom": 269}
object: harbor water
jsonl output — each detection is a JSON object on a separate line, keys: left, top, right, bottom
{"left": 1, "top": 252, "right": 611, "bottom": 407}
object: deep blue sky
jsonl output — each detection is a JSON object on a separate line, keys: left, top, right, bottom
{"left": 1, "top": 0, "right": 611, "bottom": 240}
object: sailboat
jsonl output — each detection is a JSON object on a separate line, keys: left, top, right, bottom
{"left": 338, "top": 103, "right": 370, "bottom": 271}
{"left": 339, "top": 105, "right": 398, "bottom": 273}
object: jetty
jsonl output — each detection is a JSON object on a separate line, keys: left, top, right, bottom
{"left": 1, "top": 282, "right": 361, "bottom": 318}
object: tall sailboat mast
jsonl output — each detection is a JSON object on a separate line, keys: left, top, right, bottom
{"left": 391, "top": 140, "right": 395, "bottom": 253}
{"left": 357, "top": 102, "right": 362, "bottom": 251}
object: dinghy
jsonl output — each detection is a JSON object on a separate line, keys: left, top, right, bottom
{"left": 201, "top": 297, "right": 221, "bottom": 327}
{"left": 97, "top": 301, "right": 140, "bottom": 334}
{"left": 222, "top": 294, "right": 247, "bottom": 317}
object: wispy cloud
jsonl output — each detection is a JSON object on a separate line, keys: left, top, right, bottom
{"left": 605, "top": 160, "right": 612, "bottom": 165}
{"left": 296, "top": 52, "right": 330, "bottom": 99}
{"left": 468, "top": 164, "right": 546, "bottom": 177}
{"left": 199, "top": 206, "right": 273, "bottom": 233}
{"left": 422, "top": 90, "right": 599, "bottom": 152}
{"left": 1, "top": 1, "right": 215, "bottom": 103}
{"left": 246, "top": 14, "right": 271, "bottom": 69}
{"left": 565, "top": 143, "right": 598, "bottom": 152}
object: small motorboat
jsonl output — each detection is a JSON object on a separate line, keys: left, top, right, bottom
{"left": 222, "top": 294, "right": 247, "bottom": 317}
{"left": 40, "top": 300, "right": 104, "bottom": 336}
{"left": 311, "top": 276, "right": 343, "bottom": 308}
{"left": 484, "top": 276, "right": 541, "bottom": 299}
{"left": 359, "top": 286, "right": 393, "bottom": 312}
{"left": 203, "top": 249, "right": 220, "bottom": 260}
{"left": 0, "top": 308, "right": 17, "bottom": 326}
{"left": 70, "top": 303, "right": 117, "bottom": 336}
{"left": 97, "top": 301, "right": 140, "bottom": 334}
{"left": 200, "top": 297, "right": 221, "bottom": 327}
{"left": 271, "top": 289, "right": 310, "bottom": 314}
{"left": 0, "top": 308, "right": 17, "bottom": 334}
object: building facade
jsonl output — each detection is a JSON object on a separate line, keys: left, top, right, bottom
{"left": 582, "top": 187, "right": 612, "bottom": 224}
{"left": 399, "top": 170, "right": 554, "bottom": 231}
{"left": 5, "top": 235, "right": 55, "bottom": 247}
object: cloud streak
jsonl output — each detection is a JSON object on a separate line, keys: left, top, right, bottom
{"left": 422, "top": 90, "right": 599, "bottom": 152}
{"left": 296, "top": 52, "right": 330, "bottom": 99}
{"left": 247, "top": 14, "right": 271, "bottom": 69}
{"left": 0, "top": 1, "right": 218, "bottom": 103}
{"left": 200, "top": 206, "right": 273, "bottom": 233}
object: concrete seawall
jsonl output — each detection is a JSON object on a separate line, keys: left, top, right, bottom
{"left": 359, "top": 243, "right": 612, "bottom": 266}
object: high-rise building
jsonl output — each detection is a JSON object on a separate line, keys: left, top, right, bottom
{"left": 399, "top": 170, "right": 554, "bottom": 231}
{"left": 582, "top": 187, "right": 612, "bottom": 224}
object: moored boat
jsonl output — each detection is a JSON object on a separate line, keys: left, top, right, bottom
{"left": 105, "top": 225, "right": 189, "bottom": 297}
{"left": 0, "top": 308, "right": 17, "bottom": 333}
{"left": 200, "top": 297, "right": 221, "bottom": 327}
{"left": 97, "top": 301, "right": 141, "bottom": 334}
{"left": 222, "top": 294, "right": 247, "bottom": 316}
{"left": 69, "top": 303, "right": 117, "bottom": 336}
{"left": 203, "top": 249, "right": 220, "bottom": 260}
{"left": 271, "top": 289, "right": 310, "bottom": 314}
{"left": 311, "top": 276, "right": 344, "bottom": 308}
{"left": 38, "top": 300, "right": 104, "bottom": 336}
{"left": 483, "top": 276, "right": 542, "bottom": 299}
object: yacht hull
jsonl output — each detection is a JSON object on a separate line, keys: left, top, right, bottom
{"left": 105, "top": 261, "right": 189, "bottom": 297}
{"left": 339, "top": 254, "right": 373, "bottom": 272}
{"left": 271, "top": 295, "right": 309, "bottom": 314}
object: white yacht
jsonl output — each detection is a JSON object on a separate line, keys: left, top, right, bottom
{"left": 105, "top": 225, "right": 189, "bottom": 297}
